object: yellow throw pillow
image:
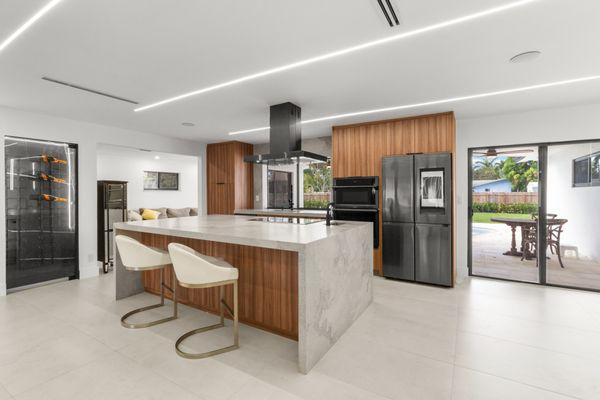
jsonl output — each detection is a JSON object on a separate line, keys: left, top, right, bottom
{"left": 141, "top": 208, "right": 161, "bottom": 220}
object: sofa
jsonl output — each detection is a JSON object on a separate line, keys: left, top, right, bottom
{"left": 127, "top": 207, "right": 198, "bottom": 221}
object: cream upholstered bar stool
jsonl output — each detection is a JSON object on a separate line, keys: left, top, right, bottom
{"left": 168, "top": 242, "right": 239, "bottom": 359}
{"left": 115, "top": 235, "right": 178, "bottom": 328}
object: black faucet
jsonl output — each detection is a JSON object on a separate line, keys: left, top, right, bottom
{"left": 325, "top": 202, "right": 335, "bottom": 226}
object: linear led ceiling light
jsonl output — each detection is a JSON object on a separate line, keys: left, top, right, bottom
{"left": 0, "top": 0, "right": 65, "bottom": 54}
{"left": 229, "top": 75, "right": 600, "bottom": 135}
{"left": 135, "top": 0, "right": 541, "bottom": 112}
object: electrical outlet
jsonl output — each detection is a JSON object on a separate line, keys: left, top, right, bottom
{"left": 255, "top": 195, "right": 260, "bottom": 202}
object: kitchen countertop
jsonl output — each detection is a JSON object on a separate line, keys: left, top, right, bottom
{"left": 114, "top": 214, "right": 366, "bottom": 252}
{"left": 234, "top": 208, "right": 327, "bottom": 219}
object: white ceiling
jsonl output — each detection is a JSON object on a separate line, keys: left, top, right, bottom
{"left": 1, "top": 0, "right": 599, "bottom": 144}
{"left": 96, "top": 143, "right": 198, "bottom": 161}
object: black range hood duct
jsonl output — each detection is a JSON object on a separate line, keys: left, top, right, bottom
{"left": 244, "top": 102, "right": 328, "bottom": 165}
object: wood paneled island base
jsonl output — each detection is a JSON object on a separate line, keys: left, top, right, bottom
{"left": 135, "top": 232, "right": 299, "bottom": 340}
{"left": 114, "top": 215, "right": 373, "bottom": 373}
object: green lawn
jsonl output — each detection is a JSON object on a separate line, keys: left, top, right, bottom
{"left": 473, "top": 212, "right": 533, "bottom": 224}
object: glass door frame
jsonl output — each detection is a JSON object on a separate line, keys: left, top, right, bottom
{"left": 4, "top": 135, "right": 80, "bottom": 289}
{"left": 468, "top": 138, "right": 600, "bottom": 293}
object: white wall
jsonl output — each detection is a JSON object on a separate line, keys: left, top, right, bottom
{"left": 456, "top": 102, "right": 600, "bottom": 281}
{"left": 0, "top": 106, "right": 207, "bottom": 295}
{"left": 547, "top": 143, "right": 600, "bottom": 261}
{"left": 97, "top": 145, "right": 198, "bottom": 211}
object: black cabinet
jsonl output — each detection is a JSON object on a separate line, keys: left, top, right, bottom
{"left": 97, "top": 180, "right": 127, "bottom": 273}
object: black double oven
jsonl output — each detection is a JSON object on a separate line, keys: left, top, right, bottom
{"left": 332, "top": 176, "right": 379, "bottom": 248}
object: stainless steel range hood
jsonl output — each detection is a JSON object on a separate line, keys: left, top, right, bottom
{"left": 244, "top": 102, "right": 328, "bottom": 165}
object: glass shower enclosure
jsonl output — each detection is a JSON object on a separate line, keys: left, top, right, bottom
{"left": 5, "top": 136, "right": 78, "bottom": 289}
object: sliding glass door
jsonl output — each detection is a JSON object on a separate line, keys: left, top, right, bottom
{"left": 469, "top": 140, "right": 600, "bottom": 292}
{"left": 469, "top": 146, "right": 540, "bottom": 283}
{"left": 544, "top": 141, "right": 600, "bottom": 290}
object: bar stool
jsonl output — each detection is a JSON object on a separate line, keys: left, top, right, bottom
{"left": 115, "top": 235, "right": 178, "bottom": 328}
{"left": 167, "top": 242, "right": 239, "bottom": 359}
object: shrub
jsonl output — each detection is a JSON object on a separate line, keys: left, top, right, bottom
{"left": 303, "top": 199, "right": 329, "bottom": 209}
{"left": 472, "top": 202, "right": 537, "bottom": 214}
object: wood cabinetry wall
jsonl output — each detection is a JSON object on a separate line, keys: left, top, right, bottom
{"left": 206, "top": 141, "right": 254, "bottom": 214}
{"left": 332, "top": 112, "right": 456, "bottom": 276}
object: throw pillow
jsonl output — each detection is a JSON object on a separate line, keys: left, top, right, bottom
{"left": 156, "top": 207, "right": 168, "bottom": 219}
{"left": 141, "top": 209, "right": 161, "bottom": 220}
{"left": 167, "top": 207, "right": 191, "bottom": 218}
{"left": 128, "top": 210, "right": 143, "bottom": 221}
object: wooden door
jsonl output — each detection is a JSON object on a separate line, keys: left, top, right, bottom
{"left": 207, "top": 183, "right": 234, "bottom": 214}
{"left": 207, "top": 143, "right": 233, "bottom": 184}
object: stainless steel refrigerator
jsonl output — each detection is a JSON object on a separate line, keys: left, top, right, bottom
{"left": 382, "top": 153, "right": 452, "bottom": 286}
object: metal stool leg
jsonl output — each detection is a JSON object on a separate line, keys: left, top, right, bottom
{"left": 121, "top": 267, "right": 178, "bottom": 329}
{"left": 175, "top": 281, "right": 239, "bottom": 359}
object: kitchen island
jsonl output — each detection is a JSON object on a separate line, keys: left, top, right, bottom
{"left": 113, "top": 215, "right": 373, "bottom": 373}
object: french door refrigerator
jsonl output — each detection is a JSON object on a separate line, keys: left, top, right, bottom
{"left": 382, "top": 153, "right": 452, "bottom": 286}
{"left": 5, "top": 136, "right": 78, "bottom": 289}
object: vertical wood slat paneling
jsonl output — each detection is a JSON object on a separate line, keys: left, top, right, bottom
{"left": 332, "top": 112, "right": 456, "bottom": 277}
{"left": 131, "top": 232, "right": 299, "bottom": 340}
{"left": 206, "top": 141, "right": 253, "bottom": 214}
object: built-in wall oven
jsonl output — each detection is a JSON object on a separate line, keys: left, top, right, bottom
{"left": 332, "top": 176, "right": 379, "bottom": 248}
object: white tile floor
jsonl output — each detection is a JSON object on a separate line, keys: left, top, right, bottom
{"left": 2, "top": 273, "right": 600, "bottom": 399}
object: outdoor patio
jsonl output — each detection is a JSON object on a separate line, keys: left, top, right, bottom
{"left": 472, "top": 222, "right": 600, "bottom": 290}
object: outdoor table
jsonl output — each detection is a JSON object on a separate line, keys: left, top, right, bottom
{"left": 490, "top": 217, "right": 536, "bottom": 256}
{"left": 490, "top": 217, "right": 568, "bottom": 257}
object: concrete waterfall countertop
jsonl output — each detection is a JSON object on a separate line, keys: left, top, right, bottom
{"left": 113, "top": 214, "right": 355, "bottom": 252}
{"left": 234, "top": 208, "right": 327, "bottom": 219}
{"left": 114, "top": 215, "right": 373, "bottom": 373}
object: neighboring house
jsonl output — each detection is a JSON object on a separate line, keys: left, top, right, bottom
{"left": 527, "top": 181, "right": 539, "bottom": 192}
{"left": 472, "top": 178, "right": 512, "bottom": 192}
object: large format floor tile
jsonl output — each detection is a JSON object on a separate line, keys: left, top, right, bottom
{"left": 0, "top": 329, "right": 113, "bottom": 395}
{"left": 314, "top": 330, "right": 454, "bottom": 400}
{"left": 455, "top": 331, "right": 600, "bottom": 399}
{"left": 1, "top": 272, "right": 600, "bottom": 399}
{"left": 452, "top": 367, "right": 577, "bottom": 400}
{"left": 14, "top": 352, "right": 201, "bottom": 400}
{"left": 458, "top": 307, "right": 600, "bottom": 362}
{"left": 0, "top": 384, "right": 11, "bottom": 400}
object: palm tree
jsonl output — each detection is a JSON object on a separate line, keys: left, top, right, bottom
{"left": 473, "top": 157, "right": 501, "bottom": 180}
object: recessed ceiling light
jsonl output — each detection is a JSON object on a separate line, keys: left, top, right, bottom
{"left": 181, "top": 122, "right": 195, "bottom": 127}
{"left": 154, "top": 155, "right": 160, "bottom": 160}
{"left": 228, "top": 74, "right": 600, "bottom": 135}
{"left": 510, "top": 50, "right": 542, "bottom": 63}
{"left": 0, "top": 0, "right": 65, "bottom": 54}
{"left": 135, "top": 0, "right": 541, "bottom": 112}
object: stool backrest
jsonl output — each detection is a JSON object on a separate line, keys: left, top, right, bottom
{"left": 168, "top": 243, "right": 234, "bottom": 285}
{"left": 115, "top": 235, "right": 170, "bottom": 268}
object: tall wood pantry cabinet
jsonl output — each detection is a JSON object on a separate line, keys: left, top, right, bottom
{"left": 206, "top": 141, "right": 253, "bottom": 214}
